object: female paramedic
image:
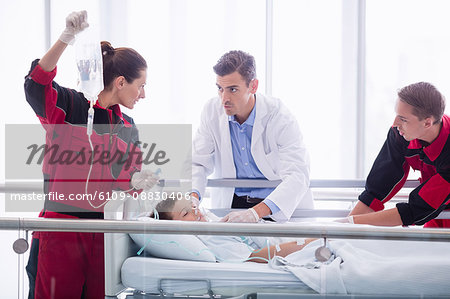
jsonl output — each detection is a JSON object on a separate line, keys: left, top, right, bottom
{"left": 24, "top": 11, "right": 157, "bottom": 298}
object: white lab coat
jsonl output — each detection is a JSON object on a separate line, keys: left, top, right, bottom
{"left": 192, "top": 93, "right": 313, "bottom": 221}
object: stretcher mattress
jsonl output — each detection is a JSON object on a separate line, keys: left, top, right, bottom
{"left": 121, "top": 256, "right": 314, "bottom": 296}
{"left": 121, "top": 238, "right": 450, "bottom": 297}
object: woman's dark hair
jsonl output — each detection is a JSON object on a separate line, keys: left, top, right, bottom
{"left": 213, "top": 50, "right": 256, "bottom": 86}
{"left": 398, "top": 82, "right": 446, "bottom": 124}
{"left": 101, "top": 41, "right": 147, "bottom": 89}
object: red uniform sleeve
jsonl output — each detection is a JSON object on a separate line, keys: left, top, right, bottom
{"left": 24, "top": 59, "right": 88, "bottom": 125}
{"left": 359, "top": 128, "right": 410, "bottom": 211}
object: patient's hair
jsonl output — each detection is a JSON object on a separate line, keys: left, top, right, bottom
{"left": 153, "top": 199, "right": 177, "bottom": 220}
{"left": 213, "top": 50, "right": 256, "bottom": 86}
{"left": 398, "top": 82, "right": 446, "bottom": 124}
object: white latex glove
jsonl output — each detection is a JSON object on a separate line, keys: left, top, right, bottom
{"left": 59, "top": 10, "right": 89, "bottom": 45}
{"left": 191, "top": 195, "right": 200, "bottom": 210}
{"left": 131, "top": 169, "right": 160, "bottom": 190}
{"left": 334, "top": 216, "right": 354, "bottom": 224}
{"left": 220, "top": 208, "right": 260, "bottom": 223}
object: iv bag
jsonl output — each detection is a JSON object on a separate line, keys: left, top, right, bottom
{"left": 75, "top": 27, "right": 104, "bottom": 102}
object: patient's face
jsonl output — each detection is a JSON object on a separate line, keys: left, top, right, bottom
{"left": 170, "top": 199, "right": 207, "bottom": 222}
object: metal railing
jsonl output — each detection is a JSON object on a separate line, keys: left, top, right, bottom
{"left": 2, "top": 178, "right": 449, "bottom": 243}
{"left": 1, "top": 217, "right": 450, "bottom": 242}
{"left": 2, "top": 178, "right": 448, "bottom": 221}
{"left": 0, "top": 178, "right": 420, "bottom": 192}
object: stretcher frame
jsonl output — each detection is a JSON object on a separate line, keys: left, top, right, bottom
{"left": 101, "top": 179, "right": 450, "bottom": 299}
{"left": 1, "top": 179, "right": 450, "bottom": 299}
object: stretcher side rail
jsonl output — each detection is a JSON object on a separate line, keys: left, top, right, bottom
{"left": 1, "top": 179, "right": 447, "bottom": 219}
{"left": 205, "top": 178, "right": 420, "bottom": 189}
{"left": 210, "top": 208, "right": 450, "bottom": 220}
{"left": 0, "top": 178, "right": 421, "bottom": 192}
{"left": 1, "top": 217, "right": 450, "bottom": 242}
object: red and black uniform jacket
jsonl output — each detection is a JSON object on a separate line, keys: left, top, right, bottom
{"left": 359, "top": 115, "right": 450, "bottom": 227}
{"left": 24, "top": 59, "right": 142, "bottom": 218}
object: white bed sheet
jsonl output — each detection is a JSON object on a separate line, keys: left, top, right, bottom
{"left": 121, "top": 238, "right": 450, "bottom": 297}
{"left": 271, "top": 239, "right": 450, "bottom": 296}
{"left": 121, "top": 256, "right": 314, "bottom": 296}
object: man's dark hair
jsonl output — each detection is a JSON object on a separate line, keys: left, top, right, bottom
{"left": 213, "top": 50, "right": 256, "bottom": 86}
{"left": 398, "top": 82, "right": 446, "bottom": 124}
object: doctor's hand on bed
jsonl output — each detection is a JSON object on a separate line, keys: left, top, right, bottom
{"left": 130, "top": 170, "right": 160, "bottom": 190}
{"left": 220, "top": 208, "right": 260, "bottom": 223}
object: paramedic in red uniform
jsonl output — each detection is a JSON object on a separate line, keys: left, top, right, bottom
{"left": 348, "top": 82, "right": 450, "bottom": 228}
{"left": 24, "top": 11, "right": 157, "bottom": 298}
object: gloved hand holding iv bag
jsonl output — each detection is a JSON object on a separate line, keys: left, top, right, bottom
{"left": 59, "top": 10, "right": 89, "bottom": 45}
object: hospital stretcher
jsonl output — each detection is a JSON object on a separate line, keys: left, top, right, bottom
{"left": 103, "top": 214, "right": 450, "bottom": 298}
{"left": 2, "top": 214, "right": 449, "bottom": 299}
{"left": 119, "top": 242, "right": 314, "bottom": 297}
{"left": 2, "top": 179, "right": 450, "bottom": 298}
{"left": 101, "top": 179, "right": 450, "bottom": 299}
{"left": 115, "top": 238, "right": 450, "bottom": 299}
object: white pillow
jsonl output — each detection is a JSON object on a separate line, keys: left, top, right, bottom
{"left": 129, "top": 217, "right": 216, "bottom": 262}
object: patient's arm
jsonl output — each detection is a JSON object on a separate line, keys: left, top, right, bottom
{"left": 247, "top": 238, "right": 316, "bottom": 263}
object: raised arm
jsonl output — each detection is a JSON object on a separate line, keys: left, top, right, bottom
{"left": 39, "top": 11, "right": 88, "bottom": 72}
{"left": 39, "top": 41, "right": 68, "bottom": 72}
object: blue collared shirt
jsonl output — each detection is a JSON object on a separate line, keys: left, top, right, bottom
{"left": 228, "top": 105, "right": 280, "bottom": 214}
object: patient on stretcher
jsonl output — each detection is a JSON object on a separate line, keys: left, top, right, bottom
{"left": 144, "top": 198, "right": 317, "bottom": 263}
{"left": 128, "top": 199, "right": 450, "bottom": 296}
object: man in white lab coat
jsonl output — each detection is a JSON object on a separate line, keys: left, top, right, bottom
{"left": 191, "top": 50, "right": 313, "bottom": 222}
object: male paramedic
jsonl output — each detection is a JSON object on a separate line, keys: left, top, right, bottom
{"left": 348, "top": 82, "right": 450, "bottom": 228}
{"left": 191, "top": 50, "right": 313, "bottom": 222}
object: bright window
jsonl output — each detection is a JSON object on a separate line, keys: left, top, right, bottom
{"left": 272, "top": 0, "right": 348, "bottom": 179}
{"left": 365, "top": 0, "right": 450, "bottom": 174}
